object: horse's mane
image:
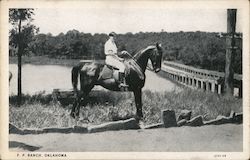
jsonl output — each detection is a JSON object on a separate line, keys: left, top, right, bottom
{"left": 133, "top": 45, "right": 156, "bottom": 60}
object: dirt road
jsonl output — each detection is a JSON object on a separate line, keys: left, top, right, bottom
{"left": 9, "top": 124, "right": 242, "bottom": 152}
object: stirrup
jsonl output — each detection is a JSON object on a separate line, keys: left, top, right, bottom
{"left": 119, "top": 84, "right": 129, "bottom": 91}
{"left": 119, "top": 80, "right": 129, "bottom": 91}
{"left": 119, "top": 83, "right": 128, "bottom": 88}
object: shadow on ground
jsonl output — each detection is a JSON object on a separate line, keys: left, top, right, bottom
{"left": 9, "top": 141, "right": 41, "bottom": 151}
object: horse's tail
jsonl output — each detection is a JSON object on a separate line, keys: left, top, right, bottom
{"left": 72, "top": 66, "right": 80, "bottom": 90}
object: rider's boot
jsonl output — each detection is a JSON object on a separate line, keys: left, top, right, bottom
{"left": 119, "top": 72, "right": 128, "bottom": 91}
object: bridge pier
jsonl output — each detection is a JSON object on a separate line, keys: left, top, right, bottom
{"left": 218, "top": 84, "right": 222, "bottom": 94}
{"left": 201, "top": 81, "right": 204, "bottom": 90}
{"left": 196, "top": 80, "right": 200, "bottom": 88}
{"left": 211, "top": 83, "right": 215, "bottom": 92}
{"left": 186, "top": 77, "right": 189, "bottom": 85}
{"left": 188, "top": 77, "right": 192, "bottom": 86}
{"left": 193, "top": 78, "right": 196, "bottom": 88}
{"left": 206, "top": 82, "right": 210, "bottom": 91}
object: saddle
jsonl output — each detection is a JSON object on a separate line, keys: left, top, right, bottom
{"left": 98, "top": 65, "right": 123, "bottom": 82}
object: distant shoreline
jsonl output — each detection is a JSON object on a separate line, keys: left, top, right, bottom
{"left": 9, "top": 56, "right": 93, "bottom": 67}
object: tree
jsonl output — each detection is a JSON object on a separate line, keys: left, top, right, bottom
{"left": 9, "top": 9, "right": 38, "bottom": 106}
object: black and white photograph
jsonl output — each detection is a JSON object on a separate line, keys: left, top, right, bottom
{"left": 1, "top": 0, "right": 249, "bottom": 159}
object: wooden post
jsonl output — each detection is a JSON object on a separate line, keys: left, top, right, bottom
{"left": 224, "top": 9, "right": 237, "bottom": 96}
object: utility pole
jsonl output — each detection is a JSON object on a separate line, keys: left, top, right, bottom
{"left": 224, "top": 9, "right": 237, "bottom": 96}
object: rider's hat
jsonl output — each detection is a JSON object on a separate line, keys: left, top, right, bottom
{"left": 109, "top": 32, "right": 116, "bottom": 37}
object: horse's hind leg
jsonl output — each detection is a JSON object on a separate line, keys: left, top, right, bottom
{"left": 74, "top": 85, "right": 94, "bottom": 119}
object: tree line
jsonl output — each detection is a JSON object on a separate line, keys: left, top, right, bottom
{"left": 9, "top": 29, "right": 242, "bottom": 74}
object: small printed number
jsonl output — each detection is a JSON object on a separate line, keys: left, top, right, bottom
{"left": 214, "top": 154, "right": 226, "bottom": 158}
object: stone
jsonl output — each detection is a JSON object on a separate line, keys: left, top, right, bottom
{"left": 9, "top": 123, "right": 24, "bottom": 134}
{"left": 229, "top": 110, "right": 236, "bottom": 119}
{"left": 177, "top": 110, "right": 192, "bottom": 121}
{"left": 73, "top": 126, "right": 88, "bottom": 133}
{"left": 186, "top": 115, "right": 203, "bottom": 126}
{"left": 233, "top": 112, "right": 243, "bottom": 124}
{"left": 42, "top": 127, "right": 74, "bottom": 134}
{"left": 204, "top": 115, "right": 232, "bottom": 125}
{"left": 161, "top": 109, "right": 177, "bottom": 128}
{"left": 22, "top": 129, "right": 43, "bottom": 134}
{"left": 88, "top": 118, "right": 140, "bottom": 133}
{"left": 144, "top": 123, "right": 164, "bottom": 129}
{"left": 177, "top": 119, "right": 187, "bottom": 127}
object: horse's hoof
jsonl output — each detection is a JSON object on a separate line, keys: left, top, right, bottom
{"left": 75, "top": 116, "right": 80, "bottom": 121}
{"left": 70, "top": 112, "right": 76, "bottom": 119}
{"left": 134, "top": 115, "right": 143, "bottom": 123}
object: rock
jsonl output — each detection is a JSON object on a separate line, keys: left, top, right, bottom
{"left": 88, "top": 118, "right": 140, "bottom": 133}
{"left": 161, "top": 109, "right": 177, "bottom": 128}
{"left": 233, "top": 112, "right": 243, "bottom": 124}
{"left": 73, "top": 126, "right": 88, "bottom": 133}
{"left": 186, "top": 115, "right": 203, "bottom": 126}
{"left": 42, "top": 127, "right": 74, "bottom": 134}
{"left": 204, "top": 115, "right": 232, "bottom": 125}
{"left": 177, "top": 119, "right": 187, "bottom": 127}
{"left": 177, "top": 110, "right": 192, "bottom": 121}
{"left": 9, "top": 123, "right": 24, "bottom": 134}
{"left": 229, "top": 110, "right": 236, "bottom": 119}
{"left": 22, "top": 129, "right": 43, "bottom": 134}
{"left": 144, "top": 123, "right": 164, "bottom": 129}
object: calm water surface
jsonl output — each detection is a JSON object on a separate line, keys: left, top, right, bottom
{"left": 9, "top": 64, "right": 180, "bottom": 95}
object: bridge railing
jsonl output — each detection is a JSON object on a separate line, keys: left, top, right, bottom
{"left": 163, "top": 61, "right": 242, "bottom": 81}
{"left": 161, "top": 61, "right": 242, "bottom": 97}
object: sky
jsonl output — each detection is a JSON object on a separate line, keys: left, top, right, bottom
{"left": 32, "top": 8, "right": 243, "bottom": 36}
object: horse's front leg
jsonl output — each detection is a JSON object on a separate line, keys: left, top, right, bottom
{"left": 133, "top": 89, "right": 143, "bottom": 121}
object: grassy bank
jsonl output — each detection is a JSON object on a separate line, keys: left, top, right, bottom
{"left": 9, "top": 88, "right": 242, "bottom": 129}
{"left": 9, "top": 56, "right": 81, "bottom": 67}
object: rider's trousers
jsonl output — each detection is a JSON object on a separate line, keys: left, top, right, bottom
{"left": 105, "top": 55, "right": 125, "bottom": 73}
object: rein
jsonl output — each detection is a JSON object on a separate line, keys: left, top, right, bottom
{"left": 124, "top": 50, "right": 155, "bottom": 72}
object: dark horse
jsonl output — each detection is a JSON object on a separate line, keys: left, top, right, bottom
{"left": 71, "top": 43, "right": 163, "bottom": 121}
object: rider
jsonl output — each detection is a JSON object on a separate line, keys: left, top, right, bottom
{"left": 104, "top": 32, "right": 128, "bottom": 88}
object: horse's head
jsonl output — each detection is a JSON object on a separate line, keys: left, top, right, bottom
{"left": 149, "top": 43, "right": 163, "bottom": 73}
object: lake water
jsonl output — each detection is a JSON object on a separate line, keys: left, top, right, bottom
{"left": 9, "top": 64, "right": 180, "bottom": 95}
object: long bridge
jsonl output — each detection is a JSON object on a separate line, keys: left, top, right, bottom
{"left": 161, "top": 61, "right": 242, "bottom": 97}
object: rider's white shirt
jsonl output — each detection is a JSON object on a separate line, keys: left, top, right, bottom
{"left": 104, "top": 39, "right": 118, "bottom": 56}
